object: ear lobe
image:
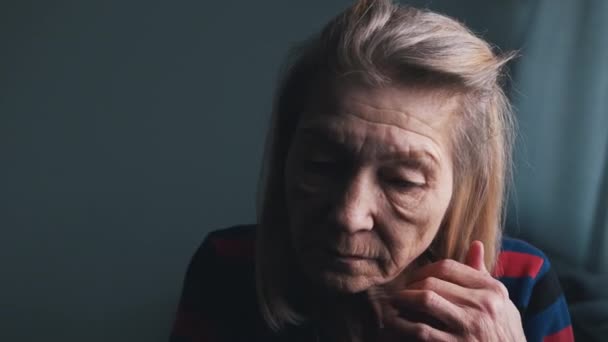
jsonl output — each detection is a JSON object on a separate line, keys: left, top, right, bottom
{"left": 465, "top": 240, "right": 487, "bottom": 272}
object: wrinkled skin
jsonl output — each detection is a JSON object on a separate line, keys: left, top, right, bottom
{"left": 285, "top": 81, "right": 455, "bottom": 293}
{"left": 380, "top": 241, "right": 526, "bottom": 341}
{"left": 284, "top": 80, "right": 526, "bottom": 341}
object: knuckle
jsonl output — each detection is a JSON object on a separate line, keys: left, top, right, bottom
{"left": 488, "top": 281, "right": 503, "bottom": 294}
{"left": 420, "top": 276, "right": 439, "bottom": 290}
{"left": 420, "top": 290, "right": 438, "bottom": 308}
{"left": 412, "top": 322, "right": 432, "bottom": 340}
{"left": 495, "top": 281, "right": 510, "bottom": 298}
{"left": 480, "top": 296, "right": 502, "bottom": 317}
{"left": 437, "top": 259, "right": 456, "bottom": 274}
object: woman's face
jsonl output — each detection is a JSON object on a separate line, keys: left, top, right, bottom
{"left": 284, "top": 80, "right": 457, "bottom": 293}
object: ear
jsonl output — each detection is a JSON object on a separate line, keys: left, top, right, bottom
{"left": 465, "top": 240, "right": 487, "bottom": 273}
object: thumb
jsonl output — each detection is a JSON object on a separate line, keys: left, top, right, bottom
{"left": 465, "top": 240, "right": 487, "bottom": 273}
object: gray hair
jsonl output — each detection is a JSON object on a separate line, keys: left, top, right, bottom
{"left": 255, "top": 0, "right": 515, "bottom": 334}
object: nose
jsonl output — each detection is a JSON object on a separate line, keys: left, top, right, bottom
{"left": 330, "top": 171, "right": 376, "bottom": 233}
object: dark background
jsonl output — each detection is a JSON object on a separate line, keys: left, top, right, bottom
{"left": 1, "top": 1, "right": 606, "bottom": 341}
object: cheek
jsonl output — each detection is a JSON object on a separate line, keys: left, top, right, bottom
{"left": 285, "top": 155, "right": 336, "bottom": 213}
{"left": 385, "top": 187, "right": 443, "bottom": 230}
{"left": 383, "top": 176, "right": 453, "bottom": 263}
{"left": 284, "top": 158, "right": 334, "bottom": 244}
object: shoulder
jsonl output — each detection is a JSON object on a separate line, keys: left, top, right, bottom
{"left": 496, "top": 237, "right": 573, "bottom": 342}
{"left": 180, "top": 223, "right": 257, "bottom": 292}
{"left": 495, "top": 237, "right": 551, "bottom": 281}
{"left": 186, "top": 223, "right": 258, "bottom": 291}
{"left": 201, "top": 223, "right": 257, "bottom": 260}
{"left": 495, "top": 237, "right": 557, "bottom": 309}
{"left": 172, "top": 224, "right": 264, "bottom": 341}
{"left": 183, "top": 224, "right": 257, "bottom": 285}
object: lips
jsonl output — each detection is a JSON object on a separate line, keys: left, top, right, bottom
{"left": 298, "top": 238, "right": 377, "bottom": 261}
{"left": 324, "top": 247, "right": 373, "bottom": 260}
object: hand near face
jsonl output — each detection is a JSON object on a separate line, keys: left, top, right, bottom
{"left": 380, "top": 241, "right": 527, "bottom": 342}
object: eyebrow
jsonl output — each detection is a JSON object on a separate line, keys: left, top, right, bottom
{"left": 298, "top": 126, "right": 440, "bottom": 174}
{"left": 299, "top": 127, "right": 346, "bottom": 151}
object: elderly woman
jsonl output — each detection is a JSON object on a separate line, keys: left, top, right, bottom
{"left": 170, "top": 1, "right": 574, "bottom": 341}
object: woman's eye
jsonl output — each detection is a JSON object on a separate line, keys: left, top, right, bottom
{"left": 295, "top": 159, "right": 341, "bottom": 192}
{"left": 304, "top": 160, "right": 335, "bottom": 172}
{"left": 386, "top": 177, "right": 425, "bottom": 191}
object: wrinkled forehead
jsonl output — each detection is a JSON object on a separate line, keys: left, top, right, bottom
{"left": 298, "top": 79, "right": 461, "bottom": 155}
{"left": 304, "top": 77, "right": 460, "bottom": 123}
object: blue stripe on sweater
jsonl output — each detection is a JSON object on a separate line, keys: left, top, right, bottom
{"left": 499, "top": 276, "right": 535, "bottom": 309}
{"left": 523, "top": 294, "right": 572, "bottom": 342}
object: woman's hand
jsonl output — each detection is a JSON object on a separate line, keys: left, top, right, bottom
{"left": 380, "top": 241, "right": 527, "bottom": 342}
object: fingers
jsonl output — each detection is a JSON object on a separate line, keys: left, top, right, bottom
{"left": 407, "top": 276, "right": 479, "bottom": 308}
{"left": 386, "top": 276, "right": 512, "bottom": 340}
{"left": 407, "top": 241, "right": 494, "bottom": 289}
{"left": 406, "top": 258, "right": 493, "bottom": 289}
{"left": 389, "top": 289, "right": 466, "bottom": 333}
{"left": 465, "top": 240, "right": 486, "bottom": 273}
{"left": 383, "top": 314, "right": 458, "bottom": 342}
{"left": 381, "top": 242, "right": 516, "bottom": 341}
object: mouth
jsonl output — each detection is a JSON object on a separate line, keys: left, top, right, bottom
{"left": 323, "top": 248, "right": 374, "bottom": 261}
{"left": 300, "top": 246, "right": 377, "bottom": 276}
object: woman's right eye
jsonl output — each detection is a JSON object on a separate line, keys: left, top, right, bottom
{"left": 302, "top": 160, "right": 339, "bottom": 177}
{"left": 305, "top": 160, "right": 334, "bottom": 169}
{"left": 294, "top": 159, "right": 340, "bottom": 192}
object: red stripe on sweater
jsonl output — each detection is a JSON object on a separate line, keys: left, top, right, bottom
{"left": 543, "top": 325, "right": 574, "bottom": 342}
{"left": 212, "top": 238, "right": 255, "bottom": 259}
{"left": 493, "top": 251, "right": 544, "bottom": 278}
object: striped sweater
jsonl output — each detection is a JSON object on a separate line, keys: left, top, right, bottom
{"left": 170, "top": 224, "right": 574, "bottom": 341}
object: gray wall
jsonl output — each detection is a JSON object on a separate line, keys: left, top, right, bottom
{"left": 0, "top": 1, "right": 351, "bottom": 341}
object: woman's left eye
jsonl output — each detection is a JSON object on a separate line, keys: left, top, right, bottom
{"left": 384, "top": 176, "right": 425, "bottom": 191}
{"left": 304, "top": 160, "right": 335, "bottom": 171}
